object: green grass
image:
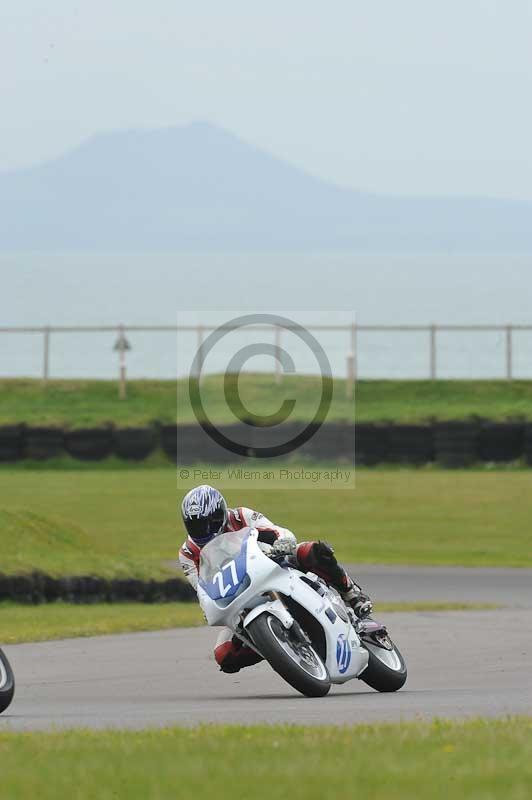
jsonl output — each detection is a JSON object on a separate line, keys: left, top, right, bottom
{"left": 0, "top": 469, "right": 531, "bottom": 576}
{"left": 0, "top": 508, "right": 136, "bottom": 577}
{"left": 0, "top": 601, "right": 497, "bottom": 645}
{"left": 0, "top": 602, "right": 205, "bottom": 643}
{"left": 0, "top": 378, "right": 176, "bottom": 428}
{"left": 0, "top": 719, "right": 530, "bottom": 800}
{"left": 375, "top": 602, "right": 498, "bottom": 612}
{"left": 2, "top": 376, "right": 532, "bottom": 427}
{"left": 4, "top": 451, "right": 175, "bottom": 472}
{"left": 0, "top": 508, "right": 156, "bottom": 578}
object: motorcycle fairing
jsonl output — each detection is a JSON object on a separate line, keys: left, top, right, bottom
{"left": 198, "top": 527, "right": 369, "bottom": 683}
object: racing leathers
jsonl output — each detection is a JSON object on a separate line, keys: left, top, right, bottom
{"left": 178, "top": 506, "right": 372, "bottom": 673}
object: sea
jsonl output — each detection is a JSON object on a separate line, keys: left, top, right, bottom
{"left": 1, "top": 252, "right": 531, "bottom": 380}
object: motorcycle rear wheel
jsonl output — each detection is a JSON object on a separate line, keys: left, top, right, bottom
{"left": 0, "top": 648, "right": 15, "bottom": 714}
{"left": 359, "top": 639, "right": 407, "bottom": 692}
{"left": 248, "top": 613, "right": 331, "bottom": 698}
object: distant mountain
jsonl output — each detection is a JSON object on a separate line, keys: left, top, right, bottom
{"left": 1, "top": 121, "right": 531, "bottom": 250}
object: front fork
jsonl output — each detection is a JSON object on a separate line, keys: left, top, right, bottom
{"left": 236, "top": 592, "right": 306, "bottom": 655}
{"left": 265, "top": 592, "right": 312, "bottom": 644}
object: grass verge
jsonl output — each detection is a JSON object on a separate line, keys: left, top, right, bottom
{"left": 0, "top": 508, "right": 144, "bottom": 578}
{"left": 2, "top": 376, "right": 532, "bottom": 426}
{"left": 0, "top": 602, "right": 499, "bottom": 644}
{"left": 0, "top": 602, "right": 204, "bottom": 643}
{"left": 0, "top": 719, "right": 530, "bottom": 800}
{"left": 0, "top": 468, "right": 531, "bottom": 575}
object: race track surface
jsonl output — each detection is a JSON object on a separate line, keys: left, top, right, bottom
{"left": 1, "top": 566, "right": 531, "bottom": 730}
{"left": 345, "top": 564, "right": 532, "bottom": 608}
{"left": 1, "top": 607, "right": 530, "bottom": 730}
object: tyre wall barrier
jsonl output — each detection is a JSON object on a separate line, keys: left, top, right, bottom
{"left": 0, "top": 422, "right": 529, "bottom": 466}
{"left": 478, "top": 423, "right": 525, "bottom": 463}
{"left": 353, "top": 424, "right": 390, "bottom": 466}
{"left": 170, "top": 421, "right": 525, "bottom": 466}
{"left": 114, "top": 427, "right": 157, "bottom": 461}
{"left": 25, "top": 427, "right": 64, "bottom": 460}
{"left": 0, "top": 426, "right": 24, "bottom": 462}
{"left": 0, "top": 572, "right": 196, "bottom": 604}
{"left": 164, "top": 423, "right": 226, "bottom": 463}
{"left": 433, "top": 422, "right": 479, "bottom": 468}
{"left": 173, "top": 422, "right": 320, "bottom": 463}
{"left": 300, "top": 423, "right": 355, "bottom": 462}
{"left": 160, "top": 424, "right": 178, "bottom": 461}
{"left": 177, "top": 424, "right": 250, "bottom": 463}
{"left": 524, "top": 424, "right": 532, "bottom": 466}
{"left": 387, "top": 425, "right": 434, "bottom": 465}
{"left": 65, "top": 428, "right": 114, "bottom": 461}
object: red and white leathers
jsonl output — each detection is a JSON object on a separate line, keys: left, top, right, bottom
{"left": 179, "top": 506, "right": 364, "bottom": 673}
{"left": 179, "top": 506, "right": 295, "bottom": 589}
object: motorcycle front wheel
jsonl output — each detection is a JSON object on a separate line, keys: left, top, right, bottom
{"left": 248, "top": 613, "right": 331, "bottom": 698}
{"left": 0, "top": 647, "right": 15, "bottom": 714}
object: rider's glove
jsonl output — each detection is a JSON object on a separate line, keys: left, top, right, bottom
{"left": 270, "top": 538, "right": 297, "bottom": 558}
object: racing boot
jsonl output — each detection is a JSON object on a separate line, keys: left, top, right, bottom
{"left": 342, "top": 582, "right": 373, "bottom": 619}
{"left": 214, "top": 632, "right": 263, "bottom": 674}
{"left": 297, "top": 540, "right": 373, "bottom": 619}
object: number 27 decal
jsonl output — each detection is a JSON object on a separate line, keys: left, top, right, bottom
{"left": 212, "top": 560, "right": 239, "bottom": 597}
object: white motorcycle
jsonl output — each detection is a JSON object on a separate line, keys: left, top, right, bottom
{"left": 0, "top": 647, "right": 15, "bottom": 714}
{"left": 198, "top": 527, "right": 407, "bottom": 698}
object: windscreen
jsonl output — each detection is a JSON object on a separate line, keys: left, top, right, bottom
{"left": 199, "top": 528, "right": 251, "bottom": 584}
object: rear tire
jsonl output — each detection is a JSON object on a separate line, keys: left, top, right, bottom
{"left": 359, "top": 639, "right": 407, "bottom": 692}
{"left": 248, "top": 613, "right": 330, "bottom": 698}
{"left": 0, "top": 648, "right": 15, "bottom": 713}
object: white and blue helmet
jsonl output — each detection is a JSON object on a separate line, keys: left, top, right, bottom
{"left": 181, "top": 485, "right": 228, "bottom": 546}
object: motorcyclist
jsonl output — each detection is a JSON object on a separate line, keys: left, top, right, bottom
{"left": 179, "top": 484, "right": 373, "bottom": 674}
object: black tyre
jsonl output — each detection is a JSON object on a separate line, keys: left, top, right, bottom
{"left": 434, "top": 422, "right": 478, "bottom": 468}
{"left": 64, "top": 428, "right": 113, "bottom": 461}
{"left": 359, "top": 638, "right": 407, "bottom": 692}
{"left": 113, "top": 427, "right": 157, "bottom": 461}
{"left": 478, "top": 423, "right": 524, "bottom": 463}
{"left": 300, "top": 423, "right": 355, "bottom": 462}
{"left": 0, "top": 648, "right": 15, "bottom": 713}
{"left": 353, "top": 424, "right": 390, "bottom": 466}
{"left": 387, "top": 425, "right": 434, "bottom": 465}
{"left": 0, "top": 425, "right": 24, "bottom": 462}
{"left": 161, "top": 425, "right": 177, "bottom": 462}
{"left": 525, "top": 424, "right": 532, "bottom": 466}
{"left": 248, "top": 613, "right": 331, "bottom": 698}
{"left": 25, "top": 427, "right": 64, "bottom": 460}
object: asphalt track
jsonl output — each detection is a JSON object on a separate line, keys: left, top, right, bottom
{"left": 1, "top": 566, "right": 531, "bottom": 730}
{"left": 345, "top": 563, "right": 532, "bottom": 608}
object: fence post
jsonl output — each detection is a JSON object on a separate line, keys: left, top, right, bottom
{"left": 42, "top": 326, "right": 50, "bottom": 386}
{"left": 113, "top": 325, "right": 131, "bottom": 399}
{"left": 430, "top": 324, "right": 437, "bottom": 380}
{"left": 506, "top": 325, "right": 513, "bottom": 381}
{"left": 346, "top": 322, "right": 356, "bottom": 399}
{"left": 274, "top": 325, "right": 282, "bottom": 384}
{"left": 119, "top": 325, "right": 126, "bottom": 399}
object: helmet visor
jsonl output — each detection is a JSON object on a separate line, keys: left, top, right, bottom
{"left": 184, "top": 508, "right": 226, "bottom": 545}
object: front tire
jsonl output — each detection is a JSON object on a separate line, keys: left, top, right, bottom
{"left": 248, "top": 613, "right": 331, "bottom": 698}
{"left": 0, "top": 648, "right": 15, "bottom": 714}
{"left": 359, "top": 638, "right": 407, "bottom": 692}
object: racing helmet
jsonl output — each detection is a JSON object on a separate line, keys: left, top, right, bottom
{"left": 181, "top": 485, "right": 228, "bottom": 546}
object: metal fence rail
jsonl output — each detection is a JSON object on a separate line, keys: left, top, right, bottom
{"left": 1, "top": 323, "right": 531, "bottom": 397}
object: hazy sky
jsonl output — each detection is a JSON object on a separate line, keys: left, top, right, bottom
{"left": 2, "top": 1, "right": 531, "bottom": 200}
